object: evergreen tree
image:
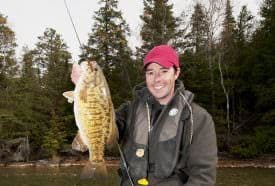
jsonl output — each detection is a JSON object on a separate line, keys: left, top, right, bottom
{"left": 80, "top": 0, "right": 136, "bottom": 107}
{"left": 0, "top": 13, "right": 17, "bottom": 78}
{"left": 233, "top": 6, "right": 254, "bottom": 131}
{"left": 42, "top": 112, "right": 67, "bottom": 160}
{"left": 180, "top": 3, "right": 212, "bottom": 108}
{"left": 219, "top": 0, "right": 237, "bottom": 147}
{"left": 250, "top": 0, "right": 275, "bottom": 125}
{"left": 138, "top": 0, "right": 179, "bottom": 57}
{"left": 33, "top": 28, "right": 73, "bottom": 158}
{"left": 80, "top": 0, "right": 131, "bottom": 72}
{"left": 14, "top": 48, "right": 47, "bottom": 152}
{"left": 221, "top": 0, "right": 236, "bottom": 55}
{"left": 236, "top": 6, "right": 254, "bottom": 45}
{"left": 0, "top": 13, "right": 19, "bottom": 139}
{"left": 188, "top": 3, "right": 209, "bottom": 53}
{"left": 203, "top": 0, "right": 225, "bottom": 116}
{"left": 229, "top": 1, "right": 275, "bottom": 156}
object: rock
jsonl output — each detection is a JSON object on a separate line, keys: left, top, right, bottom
{"left": 0, "top": 137, "right": 30, "bottom": 162}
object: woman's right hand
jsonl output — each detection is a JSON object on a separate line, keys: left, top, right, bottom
{"left": 71, "top": 63, "right": 83, "bottom": 85}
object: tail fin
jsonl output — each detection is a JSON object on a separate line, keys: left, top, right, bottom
{"left": 80, "top": 161, "right": 108, "bottom": 180}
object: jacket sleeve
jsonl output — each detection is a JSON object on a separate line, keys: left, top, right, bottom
{"left": 115, "top": 102, "right": 130, "bottom": 142}
{"left": 183, "top": 104, "right": 218, "bottom": 186}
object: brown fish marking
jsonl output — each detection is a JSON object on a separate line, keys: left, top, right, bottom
{"left": 63, "top": 61, "right": 118, "bottom": 179}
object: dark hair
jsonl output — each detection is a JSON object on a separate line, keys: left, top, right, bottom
{"left": 173, "top": 66, "right": 178, "bottom": 72}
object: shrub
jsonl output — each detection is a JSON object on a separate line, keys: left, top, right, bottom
{"left": 230, "top": 126, "right": 275, "bottom": 158}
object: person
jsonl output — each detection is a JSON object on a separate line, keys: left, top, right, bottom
{"left": 71, "top": 45, "right": 217, "bottom": 186}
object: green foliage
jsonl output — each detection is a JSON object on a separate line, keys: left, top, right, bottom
{"left": 230, "top": 126, "right": 275, "bottom": 158}
{"left": 236, "top": 6, "right": 254, "bottom": 44}
{"left": 0, "top": 13, "right": 17, "bottom": 78}
{"left": 42, "top": 115, "right": 67, "bottom": 157}
{"left": 0, "top": 14, "right": 20, "bottom": 141}
{"left": 138, "top": 0, "right": 179, "bottom": 57}
{"left": 230, "top": 143, "right": 258, "bottom": 159}
{"left": 186, "top": 3, "right": 209, "bottom": 53}
{"left": 0, "top": 0, "right": 275, "bottom": 159}
{"left": 245, "top": 0, "right": 275, "bottom": 126}
{"left": 7, "top": 28, "right": 74, "bottom": 157}
{"left": 80, "top": 0, "right": 131, "bottom": 71}
{"left": 0, "top": 110, "right": 29, "bottom": 139}
{"left": 80, "top": 0, "right": 138, "bottom": 108}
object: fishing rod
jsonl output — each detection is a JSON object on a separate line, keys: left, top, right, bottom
{"left": 63, "top": 1, "right": 134, "bottom": 185}
{"left": 63, "top": 0, "right": 83, "bottom": 49}
{"left": 116, "top": 141, "right": 134, "bottom": 186}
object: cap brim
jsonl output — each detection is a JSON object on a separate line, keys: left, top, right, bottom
{"left": 144, "top": 58, "right": 174, "bottom": 69}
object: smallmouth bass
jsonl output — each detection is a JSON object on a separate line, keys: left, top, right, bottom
{"left": 63, "top": 61, "right": 118, "bottom": 179}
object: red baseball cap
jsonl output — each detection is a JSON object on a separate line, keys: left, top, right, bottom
{"left": 144, "top": 45, "right": 179, "bottom": 68}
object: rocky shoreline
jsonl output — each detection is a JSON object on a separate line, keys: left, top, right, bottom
{"left": 1, "top": 156, "right": 275, "bottom": 168}
{"left": 217, "top": 158, "right": 275, "bottom": 168}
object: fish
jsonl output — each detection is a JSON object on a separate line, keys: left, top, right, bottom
{"left": 63, "top": 61, "right": 118, "bottom": 179}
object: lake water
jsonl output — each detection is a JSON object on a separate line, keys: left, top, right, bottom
{"left": 0, "top": 166, "right": 274, "bottom": 186}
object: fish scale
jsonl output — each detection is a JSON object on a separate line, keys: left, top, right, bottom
{"left": 76, "top": 88, "right": 108, "bottom": 164}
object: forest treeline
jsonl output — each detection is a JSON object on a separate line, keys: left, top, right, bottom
{"left": 0, "top": 0, "right": 274, "bottom": 160}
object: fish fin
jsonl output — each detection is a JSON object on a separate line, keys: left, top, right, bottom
{"left": 106, "top": 104, "right": 119, "bottom": 149}
{"left": 106, "top": 121, "right": 119, "bottom": 150}
{"left": 80, "top": 161, "right": 107, "bottom": 180}
{"left": 72, "top": 131, "right": 88, "bottom": 152}
{"left": 62, "top": 91, "right": 74, "bottom": 103}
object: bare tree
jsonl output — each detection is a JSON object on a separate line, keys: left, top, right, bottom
{"left": 218, "top": 52, "right": 230, "bottom": 145}
{"left": 204, "top": 0, "right": 225, "bottom": 113}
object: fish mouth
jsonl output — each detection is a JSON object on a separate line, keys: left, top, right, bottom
{"left": 80, "top": 61, "right": 101, "bottom": 87}
{"left": 87, "top": 61, "right": 95, "bottom": 71}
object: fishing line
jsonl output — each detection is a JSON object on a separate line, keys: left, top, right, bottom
{"left": 63, "top": 0, "right": 83, "bottom": 49}
{"left": 116, "top": 141, "right": 134, "bottom": 186}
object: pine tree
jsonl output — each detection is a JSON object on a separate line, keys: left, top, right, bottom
{"left": 221, "top": 0, "right": 236, "bottom": 55}
{"left": 0, "top": 13, "right": 17, "bottom": 78}
{"left": 42, "top": 111, "right": 67, "bottom": 160}
{"left": 236, "top": 6, "right": 254, "bottom": 45}
{"left": 250, "top": 0, "right": 275, "bottom": 125}
{"left": 188, "top": 3, "right": 209, "bottom": 53}
{"left": 13, "top": 48, "right": 48, "bottom": 151}
{"left": 0, "top": 13, "right": 19, "bottom": 139}
{"left": 80, "top": 0, "right": 131, "bottom": 72}
{"left": 80, "top": 0, "right": 135, "bottom": 107}
{"left": 180, "top": 3, "right": 212, "bottom": 108}
{"left": 33, "top": 28, "right": 72, "bottom": 158}
{"left": 0, "top": 13, "right": 17, "bottom": 105}
{"left": 233, "top": 6, "right": 254, "bottom": 131}
{"left": 33, "top": 28, "right": 71, "bottom": 105}
{"left": 138, "top": 0, "right": 179, "bottom": 57}
{"left": 202, "top": 0, "right": 225, "bottom": 116}
{"left": 219, "top": 0, "right": 237, "bottom": 147}
{"left": 229, "top": 0, "right": 275, "bottom": 158}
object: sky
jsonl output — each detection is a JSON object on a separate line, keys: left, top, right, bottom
{"left": 1, "top": 0, "right": 262, "bottom": 62}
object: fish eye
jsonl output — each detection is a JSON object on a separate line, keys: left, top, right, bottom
{"left": 94, "top": 68, "right": 98, "bottom": 71}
